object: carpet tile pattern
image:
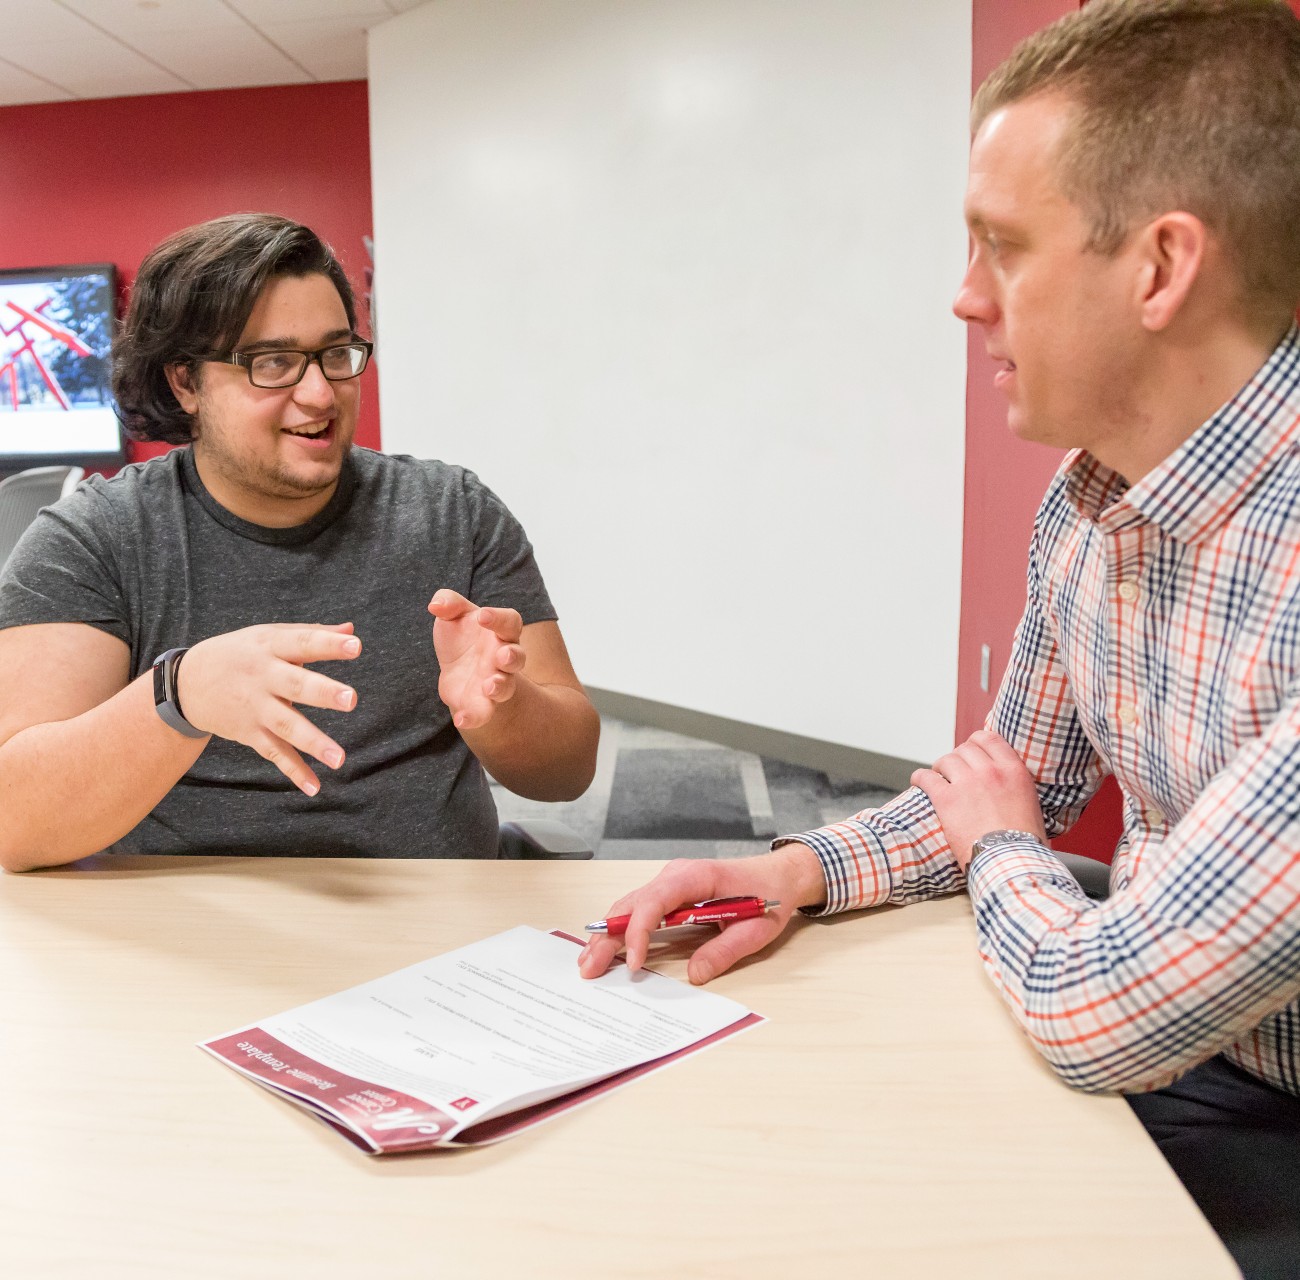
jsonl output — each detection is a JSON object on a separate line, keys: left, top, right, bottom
{"left": 491, "top": 717, "right": 896, "bottom": 860}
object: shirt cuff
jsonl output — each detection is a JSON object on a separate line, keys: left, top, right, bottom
{"left": 966, "top": 838, "right": 1091, "bottom": 907}
{"left": 772, "top": 822, "right": 893, "bottom": 917}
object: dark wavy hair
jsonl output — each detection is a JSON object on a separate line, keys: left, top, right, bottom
{"left": 113, "top": 213, "right": 359, "bottom": 443}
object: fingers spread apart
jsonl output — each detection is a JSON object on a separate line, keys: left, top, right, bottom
{"left": 265, "top": 624, "right": 362, "bottom": 665}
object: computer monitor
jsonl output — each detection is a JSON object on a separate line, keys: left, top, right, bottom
{"left": 0, "top": 263, "right": 124, "bottom": 476}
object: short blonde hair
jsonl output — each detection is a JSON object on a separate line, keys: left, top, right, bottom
{"left": 974, "top": 0, "right": 1300, "bottom": 323}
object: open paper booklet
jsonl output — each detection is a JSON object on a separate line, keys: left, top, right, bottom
{"left": 201, "top": 925, "right": 763, "bottom": 1153}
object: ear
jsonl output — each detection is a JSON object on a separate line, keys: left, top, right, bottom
{"left": 165, "top": 363, "right": 200, "bottom": 415}
{"left": 1133, "top": 212, "right": 1208, "bottom": 332}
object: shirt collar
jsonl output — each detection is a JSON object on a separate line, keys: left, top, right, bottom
{"left": 1062, "top": 323, "right": 1300, "bottom": 540}
{"left": 180, "top": 445, "right": 359, "bottom": 546}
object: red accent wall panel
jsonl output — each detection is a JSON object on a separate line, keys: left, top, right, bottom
{"left": 960, "top": 1, "right": 1126, "bottom": 859}
{"left": 0, "top": 82, "right": 378, "bottom": 464}
{"left": 959, "top": 1, "right": 1079, "bottom": 741}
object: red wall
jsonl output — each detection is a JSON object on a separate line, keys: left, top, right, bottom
{"left": 959, "top": 1, "right": 1125, "bottom": 859}
{"left": 0, "top": 81, "right": 378, "bottom": 464}
{"left": 959, "top": 0, "right": 1078, "bottom": 740}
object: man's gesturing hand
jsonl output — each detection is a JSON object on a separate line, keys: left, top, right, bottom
{"left": 429, "top": 590, "right": 526, "bottom": 730}
{"left": 578, "top": 845, "right": 827, "bottom": 986}
{"left": 176, "top": 623, "right": 361, "bottom": 796}
{"left": 910, "top": 729, "right": 1046, "bottom": 870}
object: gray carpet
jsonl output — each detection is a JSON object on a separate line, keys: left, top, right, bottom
{"left": 490, "top": 717, "right": 894, "bottom": 860}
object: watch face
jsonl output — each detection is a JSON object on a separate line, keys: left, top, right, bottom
{"left": 974, "top": 830, "right": 1040, "bottom": 856}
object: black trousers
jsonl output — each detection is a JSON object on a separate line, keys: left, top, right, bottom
{"left": 1127, "top": 1055, "right": 1300, "bottom": 1280}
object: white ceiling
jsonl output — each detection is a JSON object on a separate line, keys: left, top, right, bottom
{"left": 0, "top": 0, "right": 425, "bottom": 106}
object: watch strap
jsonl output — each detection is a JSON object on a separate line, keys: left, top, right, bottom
{"left": 152, "top": 647, "right": 207, "bottom": 740}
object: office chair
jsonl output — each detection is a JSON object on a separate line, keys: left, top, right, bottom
{"left": 0, "top": 465, "right": 85, "bottom": 571}
{"left": 498, "top": 819, "right": 593, "bottom": 859}
{"left": 1053, "top": 850, "right": 1111, "bottom": 900}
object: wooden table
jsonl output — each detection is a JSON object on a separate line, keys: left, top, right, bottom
{"left": 0, "top": 857, "right": 1236, "bottom": 1278}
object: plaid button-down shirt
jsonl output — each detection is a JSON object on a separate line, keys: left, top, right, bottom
{"left": 788, "top": 324, "right": 1300, "bottom": 1096}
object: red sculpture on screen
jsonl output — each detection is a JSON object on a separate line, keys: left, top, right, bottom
{"left": 0, "top": 297, "right": 93, "bottom": 412}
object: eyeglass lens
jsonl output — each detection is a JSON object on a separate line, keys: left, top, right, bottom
{"left": 247, "top": 343, "right": 369, "bottom": 388}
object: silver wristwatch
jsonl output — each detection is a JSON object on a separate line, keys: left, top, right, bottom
{"left": 969, "top": 829, "right": 1044, "bottom": 869}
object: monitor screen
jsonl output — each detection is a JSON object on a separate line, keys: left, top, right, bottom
{"left": 0, "top": 263, "right": 123, "bottom": 475}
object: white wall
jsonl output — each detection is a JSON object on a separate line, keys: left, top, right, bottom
{"left": 369, "top": 0, "right": 971, "bottom": 765}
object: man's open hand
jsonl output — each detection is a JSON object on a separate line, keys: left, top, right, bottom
{"left": 428, "top": 590, "right": 526, "bottom": 730}
{"left": 177, "top": 622, "right": 361, "bottom": 796}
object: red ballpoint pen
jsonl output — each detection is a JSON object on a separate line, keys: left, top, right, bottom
{"left": 584, "top": 895, "right": 780, "bottom": 934}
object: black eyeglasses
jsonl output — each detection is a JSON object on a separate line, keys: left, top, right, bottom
{"left": 214, "top": 339, "right": 374, "bottom": 389}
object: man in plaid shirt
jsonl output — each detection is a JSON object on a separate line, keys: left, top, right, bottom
{"left": 581, "top": 1, "right": 1300, "bottom": 1272}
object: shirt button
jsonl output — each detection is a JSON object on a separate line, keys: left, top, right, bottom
{"left": 1117, "top": 580, "right": 1140, "bottom": 602}
{"left": 1145, "top": 808, "right": 1164, "bottom": 826}
{"left": 1118, "top": 704, "right": 1138, "bottom": 726}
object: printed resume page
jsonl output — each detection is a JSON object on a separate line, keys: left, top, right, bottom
{"left": 201, "top": 926, "right": 762, "bottom": 1152}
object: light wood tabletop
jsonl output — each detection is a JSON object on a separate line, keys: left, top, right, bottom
{"left": 0, "top": 856, "right": 1237, "bottom": 1279}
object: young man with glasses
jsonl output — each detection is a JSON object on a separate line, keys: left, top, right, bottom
{"left": 0, "top": 213, "right": 598, "bottom": 869}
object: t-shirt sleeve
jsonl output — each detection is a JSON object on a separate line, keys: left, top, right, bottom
{"left": 459, "top": 469, "right": 557, "bottom": 625}
{"left": 0, "top": 485, "right": 131, "bottom": 644}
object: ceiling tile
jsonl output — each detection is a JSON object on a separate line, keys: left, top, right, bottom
{"left": 227, "top": 0, "right": 390, "bottom": 22}
{"left": 0, "top": 0, "right": 380, "bottom": 103}
{"left": 0, "top": 58, "right": 76, "bottom": 107}
{"left": 59, "top": 0, "right": 244, "bottom": 36}
{"left": 259, "top": 19, "right": 370, "bottom": 80}
{"left": 0, "top": 1, "right": 97, "bottom": 40}
{"left": 127, "top": 29, "right": 315, "bottom": 90}
{"left": 5, "top": 37, "right": 192, "bottom": 96}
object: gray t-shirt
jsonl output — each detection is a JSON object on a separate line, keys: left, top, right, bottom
{"left": 0, "top": 446, "right": 556, "bottom": 859}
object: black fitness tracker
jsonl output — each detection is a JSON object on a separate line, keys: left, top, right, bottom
{"left": 151, "top": 647, "right": 207, "bottom": 739}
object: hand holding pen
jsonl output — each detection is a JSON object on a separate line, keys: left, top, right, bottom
{"left": 577, "top": 844, "right": 827, "bottom": 987}
{"left": 586, "top": 896, "right": 780, "bottom": 935}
